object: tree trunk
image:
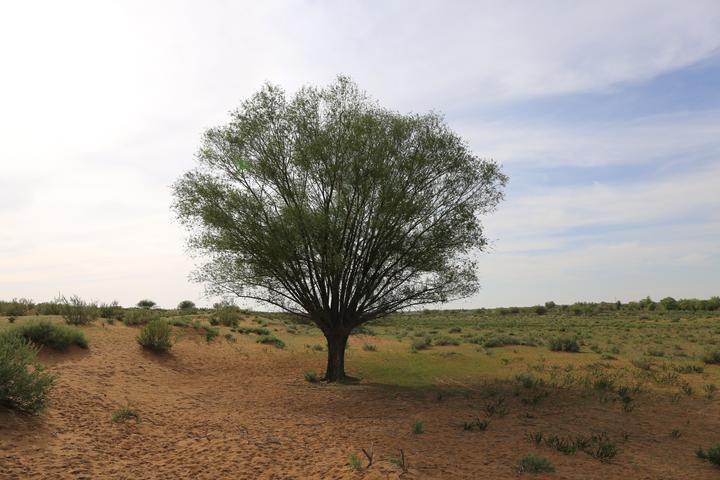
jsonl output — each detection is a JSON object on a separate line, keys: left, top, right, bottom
{"left": 323, "top": 331, "right": 349, "bottom": 382}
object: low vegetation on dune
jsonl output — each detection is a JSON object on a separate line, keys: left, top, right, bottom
{"left": 10, "top": 321, "right": 88, "bottom": 350}
{"left": 0, "top": 331, "right": 55, "bottom": 414}
{"left": 137, "top": 319, "right": 173, "bottom": 352}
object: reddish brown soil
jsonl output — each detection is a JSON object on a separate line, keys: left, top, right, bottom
{"left": 1, "top": 324, "right": 719, "bottom": 479}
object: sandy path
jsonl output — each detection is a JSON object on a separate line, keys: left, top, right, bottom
{"left": 1, "top": 323, "right": 719, "bottom": 479}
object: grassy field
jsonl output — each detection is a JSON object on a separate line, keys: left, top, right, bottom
{"left": 2, "top": 304, "right": 720, "bottom": 478}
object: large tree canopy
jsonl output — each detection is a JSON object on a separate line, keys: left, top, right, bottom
{"left": 173, "top": 77, "right": 507, "bottom": 381}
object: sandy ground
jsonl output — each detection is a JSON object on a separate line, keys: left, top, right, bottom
{"left": 2, "top": 323, "right": 720, "bottom": 479}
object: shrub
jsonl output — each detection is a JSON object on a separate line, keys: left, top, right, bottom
{"left": 362, "top": 343, "right": 377, "bottom": 351}
{"left": 112, "top": 405, "right": 140, "bottom": 423}
{"left": 0, "top": 332, "right": 55, "bottom": 414}
{"left": 548, "top": 337, "right": 580, "bottom": 352}
{"left": 256, "top": 335, "right": 285, "bottom": 349}
{"left": 137, "top": 319, "right": 173, "bottom": 352}
{"left": 697, "top": 445, "right": 720, "bottom": 466}
{"left": 123, "top": 309, "right": 160, "bottom": 326}
{"left": 434, "top": 336, "right": 460, "bottom": 346}
{"left": 99, "top": 301, "right": 124, "bottom": 320}
{"left": 236, "top": 326, "right": 271, "bottom": 335}
{"left": 304, "top": 371, "right": 318, "bottom": 383}
{"left": 411, "top": 337, "right": 432, "bottom": 351}
{"left": 463, "top": 418, "right": 490, "bottom": 431}
{"left": 211, "top": 306, "right": 241, "bottom": 327}
{"left": 483, "top": 336, "right": 534, "bottom": 348}
{"left": 203, "top": 325, "right": 220, "bottom": 342}
{"left": 13, "top": 321, "right": 88, "bottom": 350}
{"left": 8, "top": 316, "right": 16, "bottom": 324}
{"left": 57, "top": 295, "right": 97, "bottom": 325}
{"left": 348, "top": 453, "right": 362, "bottom": 470}
{"left": 533, "top": 305, "right": 547, "bottom": 315}
{"left": 517, "top": 454, "right": 554, "bottom": 474}
{"left": 702, "top": 349, "right": 720, "bottom": 364}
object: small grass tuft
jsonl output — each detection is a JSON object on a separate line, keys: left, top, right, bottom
{"left": 112, "top": 405, "right": 140, "bottom": 423}
{"left": 517, "top": 454, "right": 555, "bottom": 474}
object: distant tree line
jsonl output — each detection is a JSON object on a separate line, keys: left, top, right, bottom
{"left": 1, "top": 295, "right": 718, "bottom": 318}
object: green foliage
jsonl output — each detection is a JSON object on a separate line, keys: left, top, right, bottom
{"left": 12, "top": 321, "right": 88, "bottom": 350}
{"left": 463, "top": 418, "right": 490, "bottom": 431}
{"left": 304, "top": 371, "right": 318, "bottom": 383}
{"left": 412, "top": 421, "right": 424, "bottom": 434}
{"left": 211, "top": 306, "right": 241, "bottom": 327}
{"left": 0, "top": 331, "right": 55, "bottom": 414}
{"left": 517, "top": 454, "right": 554, "bottom": 474}
{"left": 56, "top": 295, "right": 98, "bottom": 325}
{"left": 137, "top": 319, "right": 173, "bottom": 352}
{"left": 112, "top": 405, "right": 140, "bottom": 423}
{"left": 411, "top": 337, "right": 432, "bottom": 352}
{"left": 348, "top": 453, "right": 362, "bottom": 470}
{"left": 548, "top": 336, "right": 580, "bottom": 352}
{"left": 99, "top": 301, "right": 124, "bottom": 320}
{"left": 123, "top": 309, "right": 161, "bottom": 326}
{"left": 177, "top": 300, "right": 196, "bottom": 311}
{"left": 203, "top": 325, "right": 220, "bottom": 342}
{"left": 236, "top": 326, "right": 271, "bottom": 335}
{"left": 697, "top": 446, "right": 720, "bottom": 466}
{"left": 256, "top": 335, "right": 285, "bottom": 349}
{"left": 484, "top": 335, "right": 534, "bottom": 348}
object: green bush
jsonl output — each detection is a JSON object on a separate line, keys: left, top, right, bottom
{"left": 517, "top": 454, "right": 554, "bottom": 473}
{"left": 123, "top": 309, "right": 161, "bottom": 326}
{"left": 57, "top": 295, "right": 97, "bottom": 325}
{"left": 136, "top": 299, "right": 156, "bottom": 309}
{"left": 304, "top": 371, "right": 318, "bottom": 383}
{"left": 0, "top": 332, "right": 55, "bottom": 414}
{"left": 12, "top": 321, "right": 88, "bottom": 350}
{"left": 137, "top": 319, "right": 173, "bottom": 352}
{"left": 483, "top": 335, "right": 534, "bottom": 348}
{"left": 211, "top": 306, "right": 241, "bottom": 327}
{"left": 112, "top": 405, "right": 140, "bottom": 423}
{"left": 697, "top": 445, "right": 720, "bottom": 466}
{"left": 548, "top": 337, "right": 580, "bottom": 352}
{"left": 203, "top": 325, "right": 220, "bottom": 342}
{"left": 99, "top": 301, "right": 124, "bottom": 320}
{"left": 236, "top": 326, "right": 271, "bottom": 335}
{"left": 256, "top": 335, "right": 285, "bottom": 349}
{"left": 411, "top": 337, "right": 432, "bottom": 351}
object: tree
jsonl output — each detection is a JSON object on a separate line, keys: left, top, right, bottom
{"left": 136, "top": 299, "right": 156, "bottom": 309}
{"left": 177, "top": 300, "right": 196, "bottom": 311}
{"left": 173, "top": 77, "right": 507, "bottom": 381}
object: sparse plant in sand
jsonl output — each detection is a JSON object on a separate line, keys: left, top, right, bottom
{"left": 256, "top": 335, "right": 285, "bottom": 349}
{"left": 517, "top": 454, "right": 554, "bottom": 474}
{"left": 137, "top": 319, "right": 173, "bottom": 352}
{"left": 0, "top": 331, "right": 55, "bottom": 414}
{"left": 304, "top": 371, "right": 318, "bottom": 383}
{"left": 348, "top": 453, "right": 362, "bottom": 470}
{"left": 112, "top": 405, "right": 140, "bottom": 423}
{"left": 412, "top": 421, "right": 424, "bottom": 434}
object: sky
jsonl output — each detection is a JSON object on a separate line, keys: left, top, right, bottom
{"left": 1, "top": 1, "right": 719, "bottom": 309}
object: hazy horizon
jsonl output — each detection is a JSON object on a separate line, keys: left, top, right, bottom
{"left": 2, "top": 1, "right": 719, "bottom": 309}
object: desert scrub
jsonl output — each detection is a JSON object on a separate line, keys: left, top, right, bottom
{"left": 123, "top": 309, "right": 160, "bottom": 326}
{"left": 57, "top": 295, "right": 98, "bottom": 325}
{"left": 304, "top": 371, "right": 319, "bottom": 383}
{"left": 410, "top": 337, "right": 432, "bottom": 352}
{"left": 256, "top": 335, "right": 285, "bottom": 349}
{"left": 483, "top": 335, "right": 534, "bottom": 348}
{"left": 362, "top": 343, "right": 377, "bottom": 351}
{"left": 12, "top": 320, "right": 88, "bottom": 350}
{"left": 548, "top": 336, "right": 580, "bottom": 352}
{"left": 236, "top": 326, "right": 270, "bottom": 335}
{"left": 210, "top": 306, "right": 241, "bottom": 326}
{"left": 412, "top": 421, "right": 424, "bottom": 434}
{"left": 0, "top": 331, "right": 55, "bottom": 414}
{"left": 203, "top": 325, "right": 220, "bottom": 342}
{"left": 137, "top": 319, "right": 173, "bottom": 352}
{"left": 517, "top": 454, "right": 554, "bottom": 474}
